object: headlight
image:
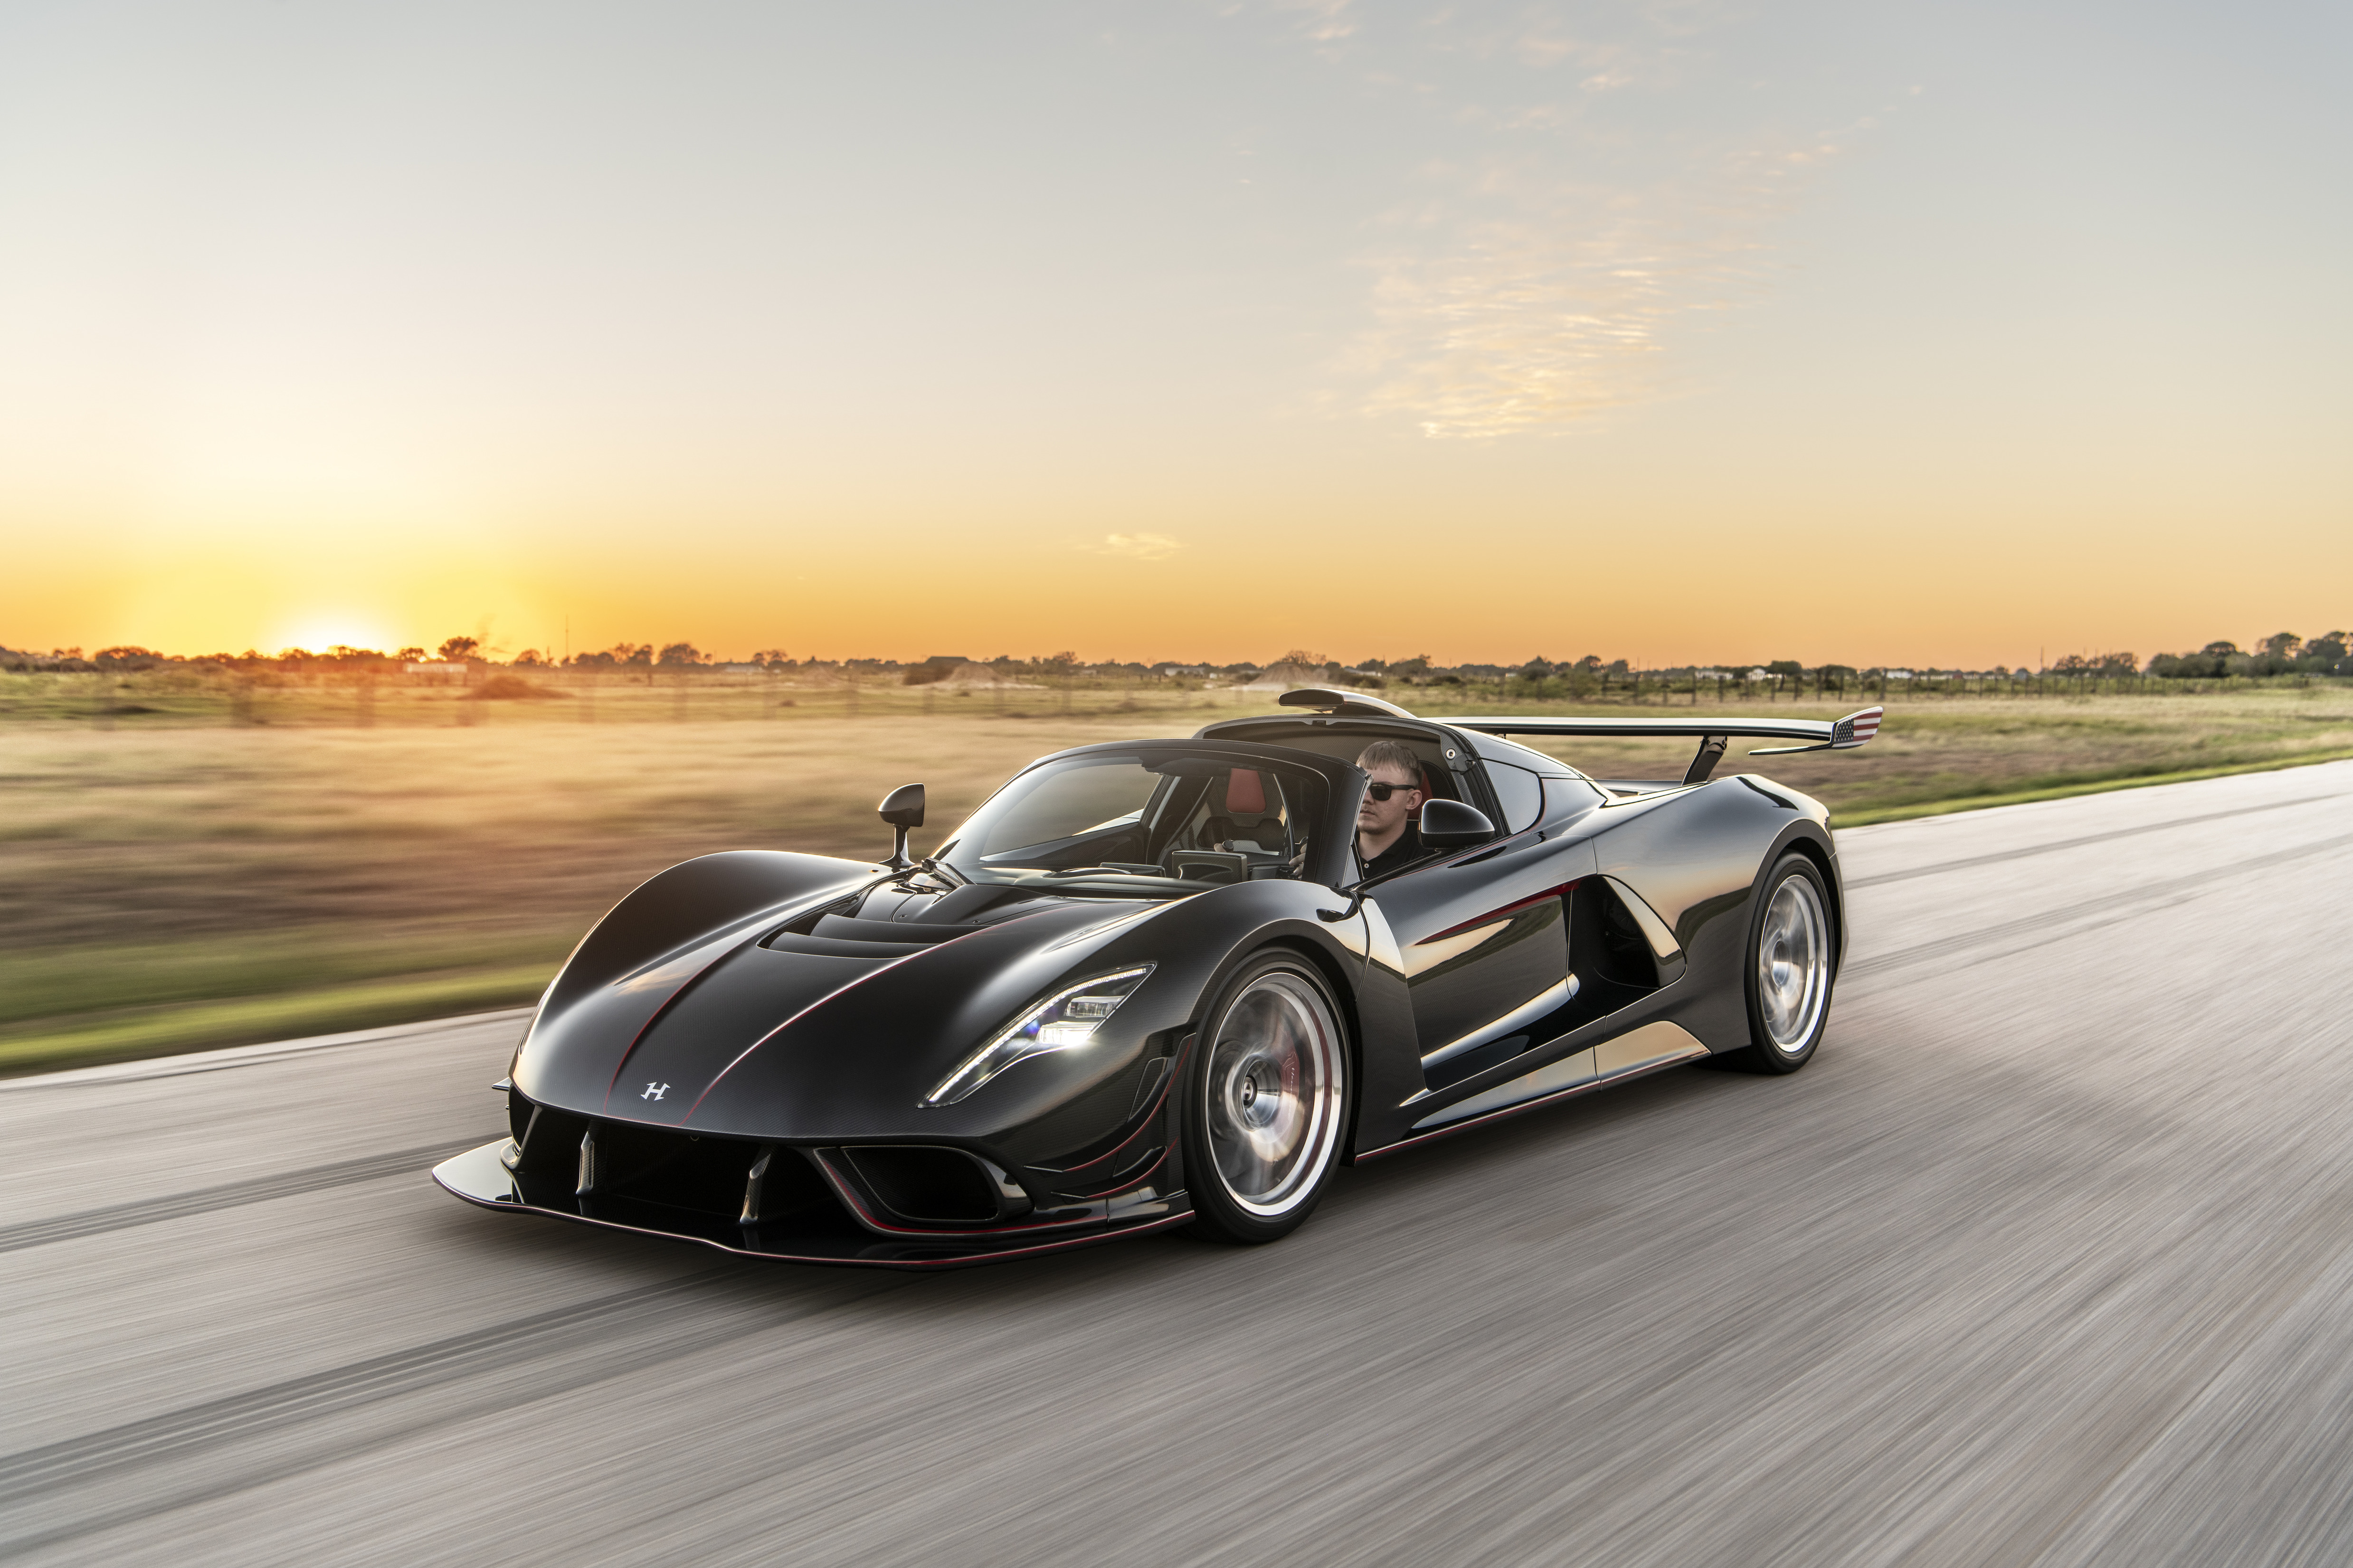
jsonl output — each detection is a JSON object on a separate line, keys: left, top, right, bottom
{"left": 925, "top": 965, "right": 1155, "bottom": 1106}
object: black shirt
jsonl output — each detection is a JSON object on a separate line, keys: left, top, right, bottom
{"left": 1358, "top": 822, "right": 1424, "bottom": 881}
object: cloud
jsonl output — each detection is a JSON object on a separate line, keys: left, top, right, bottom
{"left": 1335, "top": 130, "right": 1866, "bottom": 438}
{"left": 1273, "top": 0, "right": 1357, "bottom": 43}
{"left": 1269, "top": 0, "right": 1881, "bottom": 440}
{"left": 1093, "top": 532, "right": 1184, "bottom": 561}
{"left": 1341, "top": 179, "right": 1769, "bottom": 438}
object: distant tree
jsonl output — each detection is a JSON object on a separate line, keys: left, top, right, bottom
{"left": 395, "top": 647, "right": 426, "bottom": 662}
{"left": 1276, "top": 648, "right": 1326, "bottom": 669}
{"left": 1037, "top": 650, "right": 1079, "bottom": 674}
{"left": 615, "top": 644, "right": 653, "bottom": 667}
{"left": 656, "top": 642, "right": 707, "bottom": 667}
{"left": 437, "top": 636, "right": 480, "bottom": 661}
{"left": 1519, "top": 656, "right": 1553, "bottom": 680}
{"left": 1817, "top": 663, "right": 1857, "bottom": 698}
{"left": 752, "top": 648, "right": 789, "bottom": 667}
{"left": 2148, "top": 652, "right": 2205, "bottom": 679}
{"left": 512, "top": 648, "right": 549, "bottom": 667}
{"left": 1392, "top": 654, "right": 1431, "bottom": 677}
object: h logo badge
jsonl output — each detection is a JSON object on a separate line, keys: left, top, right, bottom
{"left": 641, "top": 1082, "right": 669, "bottom": 1101}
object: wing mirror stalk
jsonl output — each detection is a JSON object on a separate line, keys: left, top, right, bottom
{"left": 1317, "top": 885, "right": 1367, "bottom": 923}
{"left": 878, "top": 783, "right": 925, "bottom": 871}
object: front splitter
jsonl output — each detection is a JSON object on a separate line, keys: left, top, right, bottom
{"left": 431, "top": 1141, "right": 1191, "bottom": 1269}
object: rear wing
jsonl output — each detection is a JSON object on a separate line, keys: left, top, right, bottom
{"left": 1432, "top": 707, "right": 1884, "bottom": 786}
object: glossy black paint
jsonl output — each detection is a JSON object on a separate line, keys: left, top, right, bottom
{"left": 436, "top": 710, "right": 1851, "bottom": 1266}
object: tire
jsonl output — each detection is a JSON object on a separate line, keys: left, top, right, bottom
{"left": 1724, "top": 853, "right": 1836, "bottom": 1074}
{"left": 1181, "top": 952, "right": 1351, "bottom": 1245}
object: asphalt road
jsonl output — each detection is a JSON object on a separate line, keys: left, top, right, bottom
{"left": 9, "top": 761, "right": 2353, "bottom": 1566}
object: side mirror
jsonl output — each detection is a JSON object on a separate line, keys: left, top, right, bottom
{"left": 1418, "top": 798, "right": 1494, "bottom": 849}
{"left": 878, "top": 783, "right": 925, "bottom": 870}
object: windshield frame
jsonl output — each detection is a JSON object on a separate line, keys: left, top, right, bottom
{"left": 933, "top": 739, "right": 1365, "bottom": 891}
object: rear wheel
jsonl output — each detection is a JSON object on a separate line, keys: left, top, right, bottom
{"left": 1724, "top": 854, "right": 1835, "bottom": 1074}
{"left": 1182, "top": 954, "right": 1350, "bottom": 1244}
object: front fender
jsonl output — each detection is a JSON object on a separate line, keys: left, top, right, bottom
{"left": 883, "top": 878, "right": 1370, "bottom": 1165}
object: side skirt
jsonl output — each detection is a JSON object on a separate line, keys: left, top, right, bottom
{"left": 1353, "top": 1020, "right": 1709, "bottom": 1163}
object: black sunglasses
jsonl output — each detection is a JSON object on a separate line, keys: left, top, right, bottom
{"left": 1365, "top": 781, "right": 1421, "bottom": 801}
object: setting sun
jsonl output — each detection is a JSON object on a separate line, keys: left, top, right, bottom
{"left": 274, "top": 618, "right": 397, "bottom": 658}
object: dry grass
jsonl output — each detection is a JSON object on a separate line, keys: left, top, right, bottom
{"left": 4, "top": 673, "right": 2349, "bottom": 1073}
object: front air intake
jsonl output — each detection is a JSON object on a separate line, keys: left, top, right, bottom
{"left": 842, "top": 1146, "right": 1009, "bottom": 1225}
{"left": 503, "top": 1088, "right": 837, "bottom": 1224}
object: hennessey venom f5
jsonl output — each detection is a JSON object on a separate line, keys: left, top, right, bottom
{"left": 435, "top": 689, "right": 1884, "bottom": 1266}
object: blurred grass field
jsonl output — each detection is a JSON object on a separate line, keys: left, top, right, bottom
{"left": 5, "top": 669, "right": 2350, "bottom": 1074}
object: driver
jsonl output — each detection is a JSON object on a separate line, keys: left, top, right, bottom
{"left": 1355, "top": 740, "right": 1428, "bottom": 879}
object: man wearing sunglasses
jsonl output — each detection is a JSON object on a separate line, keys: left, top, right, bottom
{"left": 1355, "top": 739, "right": 1429, "bottom": 880}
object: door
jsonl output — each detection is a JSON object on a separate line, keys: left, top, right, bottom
{"left": 1363, "top": 834, "right": 1594, "bottom": 1092}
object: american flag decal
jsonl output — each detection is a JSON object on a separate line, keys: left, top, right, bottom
{"left": 1831, "top": 707, "right": 1884, "bottom": 748}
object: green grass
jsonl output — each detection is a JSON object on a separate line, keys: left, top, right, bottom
{"left": 0, "top": 965, "right": 552, "bottom": 1074}
{"left": 1827, "top": 746, "right": 2353, "bottom": 825}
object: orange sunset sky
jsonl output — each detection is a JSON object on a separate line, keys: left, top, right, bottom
{"left": 2, "top": 2, "right": 2346, "bottom": 669}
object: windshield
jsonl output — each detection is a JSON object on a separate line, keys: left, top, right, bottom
{"left": 939, "top": 751, "right": 1330, "bottom": 889}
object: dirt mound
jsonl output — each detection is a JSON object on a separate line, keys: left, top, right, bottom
{"left": 467, "top": 675, "right": 569, "bottom": 701}
{"left": 1238, "top": 661, "right": 1322, "bottom": 691}
{"left": 936, "top": 662, "right": 1043, "bottom": 689}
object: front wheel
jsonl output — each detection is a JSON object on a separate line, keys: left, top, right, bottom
{"left": 1724, "top": 853, "right": 1836, "bottom": 1074}
{"left": 1182, "top": 953, "right": 1350, "bottom": 1245}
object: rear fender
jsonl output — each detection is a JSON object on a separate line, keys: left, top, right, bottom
{"left": 1586, "top": 777, "right": 1832, "bottom": 1053}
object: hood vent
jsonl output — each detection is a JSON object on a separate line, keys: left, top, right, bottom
{"left": 760, "top": 912, "right": 987, "bottom": 961}
{"left": 811, "top": 913, "right": 984, "bottom": 945}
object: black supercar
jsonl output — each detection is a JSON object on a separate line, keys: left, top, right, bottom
{"left": 436, "top": 689, "right": 1884, "bottom": 1266}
